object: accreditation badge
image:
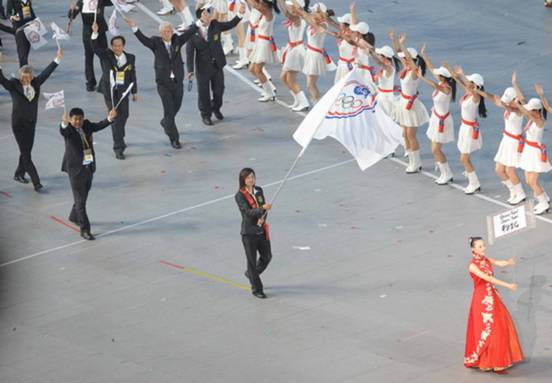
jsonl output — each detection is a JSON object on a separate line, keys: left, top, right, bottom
{"left": 115, "top": 71, "right": 125, "bottom": 85}
{"left": 83, "top": 149, "right": 94, "bottom": 165}
{"left": 214, "top": 34, "right": 219, "bottom": 41}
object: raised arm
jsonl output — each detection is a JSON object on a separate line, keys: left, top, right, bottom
{"left": 67, "top": 1, "right": 83, "bottom": 20}
{"left": 473, "top": 87, "right": 504, "bottom": 109}
{"left": 397, "top": 33, "right": 418, "bottom": 79}
{"left": 291, "top": 0, "right": 318, "bottom": 28}
{"left": 534, "top": 84, "right": 552, "bottom": 114}
{"left": 126, "top": 18, "right": 155, "bottom": 50}
{"left": 511, "top": 71, "right": 525, "bottom": 103}
{"left": 90, "top": 109, "right": 117, "bottom": 132}
{"left": 34, "top": 49, "right": 63, "bottom": 86}
{"left": 350, "top": 1, "right": 358, "bottom": 25}
{"left": 468, "top": 264, "right": 517, "bottom": 290}
{"left": 0, "top": 65, "right": 15, "bottom": 91}
{"left": 277, "top": 0, "right": 296, "bottom": 21}
{"left": 488, "top": 257, "right": 516, "bottom": 267}
{"left": 247, "top": 0, "right": 273, "bottom": 20}
{"left": 90, "top": 23, "right": 111, "bottom": 60}
{"left": 387, "top": 29, "right": 402, "bottom": 64}
{"left": 443, "top": 62, "right": 468, "bottom": 92}
{"left": 175, "top": 23, "right": 198, "bottom": 48}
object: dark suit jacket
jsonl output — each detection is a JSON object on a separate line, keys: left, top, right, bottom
{"left": 7, "top": 0, "right": 36, "bottom": 29}
{"left": 235, "top": 186, "right": 268, "bottom": 236}
{"left": 91, "top": 37, "right": 137, "bottom": 97}
{"left": 60, "top": 119, "right": 112, "bottom": 176}
{"left": 68, "top": 0, "right": 112, "bottom": 33}
{"left": 185, "top": 17, "right": 241, "bottom": 76}
{"left": 134, "top": 25, "right": 198, "bottom": 85}
{"left": 0, "top": 60, "right": 58, "bottom": 127}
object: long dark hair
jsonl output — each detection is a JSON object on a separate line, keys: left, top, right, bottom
{"left": 416, "top": 56, "right": 427, "bottom": 76}
{"left": 239, "top": 168, "right": 256, "bottom": 189}
{"left": 263, "top": 0, "right": 280, "bottom": 14}
{"left": 469, "top": 236, "right": 483, "bottom": 248}
{"left": 540, "top": 108, "right": 548, "bottom": 120}
{"left": 445, "top": 77, "right": 457, "bottom": 101}
{"left": 477, "top": 86, "right": 488, "bottom": 118}
{"left": 362, "top": 32, "right": 375, "bottom": 46}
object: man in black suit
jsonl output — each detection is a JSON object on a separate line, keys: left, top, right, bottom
{"left": 91, "top": 22, "right": 137, "bottom": 160}
{"left": 186, "top": 3, "right": 244, "bottom": 126}
{"left": 60, "top": 107, "right": 117, "bottom": 240}
{"left": 126, "top": 17, "right": 197, "bottom": 149}
{"left": 0, "top": 48, "right": 63, "bottom": 191}
{"left": 68, "top": 0, "right": 112, "bottom": 91}
{"left": 7, "top": 0, "right": 37, "bottom": 66}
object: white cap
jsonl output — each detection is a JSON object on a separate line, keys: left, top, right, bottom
{"left": 432, "top": 66, "right": 451, "bottom": 78}
{"left": 397, "top": 47, "right": 418, "bottom": 59}
{"left": 286, "top": 0, "right": 304, "bottom": 6}
{"left": 201, "top": 2, "right": 214, "bottom": 10}
{"left": 524, "top": 98, "right": 543, "bottom": 111}
{"left": 466, "top": 73, "right": 484, "bottom": 87}
{"left": 310, "top": 2, "right": 327, "bottom": 13}
{"left": 350, "top": 22, "right": 370, "bottom": 34}
{"left": 375, "top": 45, "right": 394, "bottom": 59}
{"left": 337, "top": 13, "right": 352, "bottom": 24}
{"left": 500, "top": 87, "right": 516, "bottom": 104}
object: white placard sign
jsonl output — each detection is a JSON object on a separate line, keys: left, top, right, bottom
{"left": 487, "top": 203, "right": 536, "bottom": 244}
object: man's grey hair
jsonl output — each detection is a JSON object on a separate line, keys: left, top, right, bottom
{"left": 158, "top": 22, "right": 173, "bottom": 32}
{"left": 18, "top": 65, "right": 33, "bottom": 76}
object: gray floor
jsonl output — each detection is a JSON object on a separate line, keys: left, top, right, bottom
{"left": 1, "top": 1, "right": 551, "bottom": 382}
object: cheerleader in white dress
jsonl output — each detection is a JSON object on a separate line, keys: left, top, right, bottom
{"left": 278, "top": 0, "right": 309, "bottom": 111}
{"left": 474, "top": 82, "right": 527, "bottom": 204}
{"left": 417, "top": 47, "right": 456, "bottom": 185}
{"left": 351, "top": 22, "right": 377, "bottom": 94}
{"left": 446, "top": 64, "right": 488, "bottom": 194}
{"left": 229, "top": 0, "right": 252, "bottom": 69}
{"left": 333, "top": 13, "right": 355, "bottom": 84}
{"left": 247, "top": 0, "right": 279, "bottom": 102}
{"left": 389, "top": 31, "right": 430, "bottom": 173}
{"left": 295, "top": 2, "right": 336, "bottom": 103}
{"left": 516, "top": 82, "right": 552, "bottom": 215}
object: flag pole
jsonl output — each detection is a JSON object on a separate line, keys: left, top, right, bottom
{"left": 268, "top": 145, "right": 308, "bottom": 207}
{"left": 55, "top": 37, "right": 61, "bottom": 50}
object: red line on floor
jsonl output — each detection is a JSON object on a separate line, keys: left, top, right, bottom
{"left": 159, "top": 260, "right": 187, "bottom": 270}
{"left": 0, "top": 191, "right": 12, "bottom": 198}
{"left": 49, "top": 216, "right": 80, "bottom": 233}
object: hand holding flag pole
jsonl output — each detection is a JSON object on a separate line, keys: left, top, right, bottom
{"left": 114, "top": 82, "right": 134, "bottom": 110}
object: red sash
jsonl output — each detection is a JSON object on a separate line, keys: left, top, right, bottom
{"left": 258, "top": 34, "right": 277, "bottom": 52}
{"left": 228, "top": 0, "right": 236, "bottom": 12}
{"left": 307, "top": 44, "right": 332, "bottom": 64}
{"left": 240, "top": 189, "right": 270, "bottom": 240}
{"left": 525, "top": 140, "right": 548, "bottom": 162}
{"left": 401, "top": 92, "right": 419, "bottom": 110}
{"left": 462, "top": 118, "right": 480, "bottom": 139}
{"left": 282, "top": 40, "right": 303, "bottom": 64}
{"left": 433, "top": 109, "right": 450, "bottom": 133}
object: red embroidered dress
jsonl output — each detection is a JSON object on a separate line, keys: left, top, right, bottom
{"left": 464, "top": 253, "right": 524, "bottom": 370}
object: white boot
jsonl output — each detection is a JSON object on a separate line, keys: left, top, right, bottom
{"left": 406, "top": 150, "right": 422, "bottom": 173}
{"left": 501, "top": 179, "right": 515, "bottom": 203}
{"left": 157, "top": 0, "right": 174, "bottom": 15}
{"left": 509, "top": 182, "right": 526, "bottom": 205}
{"left": 222, "top": 33, "right": 234, "bottom": 55}
{"left": 262, "top": 66, "right": 272, "bottom": 82}
{"left": 464, "top": 171, "right": 481, "bottom": 194}
{"left": 544, "top": 190, "right": 550, "bottom": 202}
{"left": 258, "top": 81, "right": 276, "bottom": 102}
{"left": 533, "top": 193, "right": 550, "bottom": 215}
{"left": 232, "top": 47, "right": 249, "bottom": 69}
{"left": 292, "top": 91, "right": 310, "bottom": 112}
{"left": 436, "top": 162, "right": 453, "bottom": 185}
{"left": 288, "top": 91, "right": 298, "bottom": 109}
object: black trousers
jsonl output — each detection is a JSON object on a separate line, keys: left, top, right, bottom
{"left": 241, "top": 234, "right": 272, "bottom": 293}
{"left": 196, "top": 69, "right": 224, "bottom": 118}
{"left": 103, "top": 86, "right": 129, "bottom": 152}
{"left": 68, "top": 167, "right": 93, "bottom": 232}
{"left": 83, "top": 28, "right": 107, "bottom": 87}
{"left": 15, "top": 29, "right": 30, "bottom": 67}
{"left": 12, "top": 123, "right": 40, "bottom": 185}
{"left": 157, "top": 80, "right": 183, "bottom": 142}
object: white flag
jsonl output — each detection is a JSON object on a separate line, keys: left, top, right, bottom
{"left": 50, "top": 22, "right": 70, "bottom": 40}
{"left": 108, "top": 9, "right": 120, "bottom": 36}
{"left": 82, "top": 0, "right": 99, "bottom": 14}
{"left": 114, "top": 82, "right": 134, "bottom": 109}
{"left": 112, "top": 0, "right": 134, "bottom": 13}
{"left": 23, "top": 22, "right": 48, "bottom": 50}
{"left": 43, "top": 90, "right": 65, "bottom": 110}
{"left": 293, "top": 69, "right": 404, "bottom": 170}
{"left": 24, "top": 17, "right": 48, "bottom": 36}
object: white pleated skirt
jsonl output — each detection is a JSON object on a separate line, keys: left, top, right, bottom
{"left": 281, "top": 45, "right": 306, "bottom": 73}
{"left": 457, "top": 123, "right": 482, "bottom": 154}
{"left": 426, "top": 109, "right": 454, "bottom": 143}
{"left": 394, "top": 97, "right": 429, "bottom": 127}
{"left": 519, "top": 145, "right": 552, "bottom": 173}
{"left": 494, "top": 135, "right": 521, "bottom": 167}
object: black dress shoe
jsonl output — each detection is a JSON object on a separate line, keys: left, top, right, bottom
{"left": 13, "top": 174, "right": 29, "bottom": 184}
{"left": 86, "top": 84, "right": 96, "bottom": 92}
{"left": 115, "top": 151, "right": 125, "bottom": 160}
{"left": 80, "top": 231, "right": 95, "bottom": 240}
{"left": 213, "top": 110, "right": 224, "bottom": 121}
{"left": 252, "top": 291, "right": 266, "bottom": 299}
{"left": 33, "top": 183, "right": 43, "bottom": 192}
{"left": 202, "top": 116, "right": 214, "bottom": 126}
{"left": 171, "top": 140, "right": 182, "bottom": 149}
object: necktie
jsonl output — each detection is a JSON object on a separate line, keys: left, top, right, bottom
{"left": 24, "top": 86, "right": 34, "bottom": 101}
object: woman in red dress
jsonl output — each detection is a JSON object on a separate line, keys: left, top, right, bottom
{"left": 464, "top": 237, "right": 524, "bottom": 374}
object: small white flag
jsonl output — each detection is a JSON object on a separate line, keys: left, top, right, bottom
{"left": 293, "top": 69, "right": 404, "bottom": 170}
{"left": 82, "top": 0, "right": 99, "bottom": 14}
{"left": 24, "top": 17, "right": 48, "bottom": 36}
{"left": 23, "top": 24, "right": 48, "bottom": 50}
{"left": 112, "top": 0, "right": 134, "bottom": 13}
{"left": 43, "top": 90, "right": 65, "bottom": 110}
{"left": 50, "top": 22, "right": 70, "bottom": 40}
{"left": 108, "top": 9, "right": 120, "bottom": 36}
